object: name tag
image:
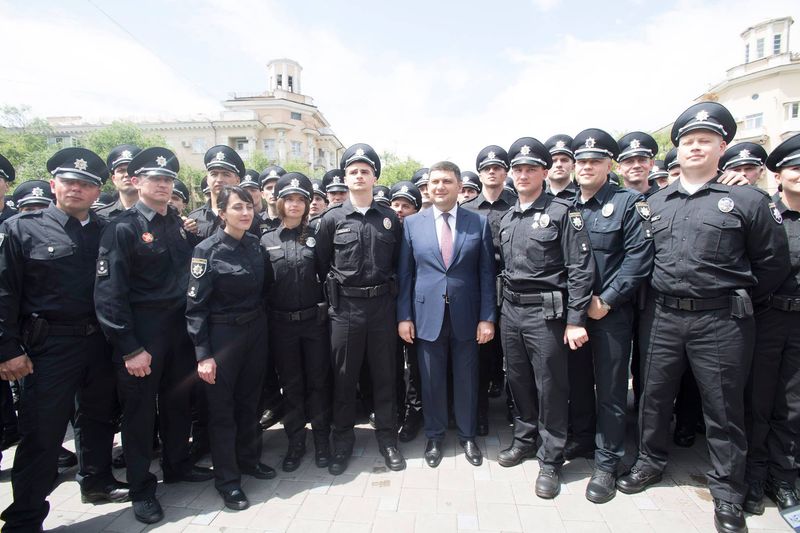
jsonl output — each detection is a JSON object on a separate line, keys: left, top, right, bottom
{"left": 265, "top": 245, "right": 281, "bottom": 251}
{"left": 336, "top": 227, "right": 351, "bottom": 234}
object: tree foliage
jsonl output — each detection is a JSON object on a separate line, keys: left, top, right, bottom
{"left": 0, "top": 106, "right": 57, "bottom": 184}
{"left": 377, "top": 151, "right": 423, "bottom": 186}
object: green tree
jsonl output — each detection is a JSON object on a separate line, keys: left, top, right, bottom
{"left": 378, "top": 151, "right": 423, "bottom": 186}
{"left": 0, "top": 105, "right": 56, "bottom": 184}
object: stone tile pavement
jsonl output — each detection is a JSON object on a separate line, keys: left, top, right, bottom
{"left": 0, "top": 398, "right": 795, "bottom": 532}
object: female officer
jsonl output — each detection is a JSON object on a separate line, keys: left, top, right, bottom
{"left": 261, "top": 173, "right": 332, "bottom": 472}
{"left": 186, "top": 186, "right": 275, "bottom": 511}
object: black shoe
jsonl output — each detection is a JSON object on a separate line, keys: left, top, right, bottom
{"left": 673, "top": 426, "right": 696, "bottom": 448}
{"left": 460, "top": 439, "right": 483, "bottom": 467}
{"left": 219, "top": 488, "right": 249, "bottom": 511}
{"left": 328, "top": 452, "right": 350, "bottom": 475}
{"left": 81, "top": 480, "right": 130, "bottom": 504}
{"left": 282, "top": 443, "right": 306, "bottom": 472}
{"left": 132, "top": 498, "right": 164, "bottom": 524}
{"left": 713, "top": 499, "right": 747, "bottom": 533}
{"left": 259, "top": 406, "right": 284, "bottom": 430}
{"left": 189, "top": 439, "right": 210, "bottom": 462}
{"left": 398, "top": 411, "right": 421, "bottom": 443}
{"left": 585, "top": 469, "right": 617, "bottom": 504}
{"left": 368, "top": 413, "right": 376, "bottom": 429}
{"left": 488, "top": 381, "right": 502, "bottom": 398}
{"left": 58, "top": 447, "right": 77, "bottom": 469}
{"left": 424, "top": 440, "right": 442, "bottom": 468}
{"left": 743, "top": 481, "right": 765, "bottom": 515}
{"left": 314, "top": 443, "right": 330, "bottom": 468}
{"left": 764, "top": 478, "right": 800, "bottom": 510}
{"left": 563, "top": 441, "right": 594, "bottom": 460}
{"left": 477, "top": 414, "right": 489, "bottom": 437}
{"left": 616, "top": 465, "right": 662, "bottom": 494}
{"left": 163, "top": 465, "right": 214, "bottom": 484}
{"left": 241, "top": 463, "right": 276, "bottom": 480}
{"left": 535, "top": 465, "right": 561, "bottom": 499}
{"left": 497, "top": 446, "right": 536, "bottom": 468}
{"left": 381, "top": 446, "right": 406, "bottom": 471}
{"left": 112, "top": 452, "right": 126, "bottom": 469}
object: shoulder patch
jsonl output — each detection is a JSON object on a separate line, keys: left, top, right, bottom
{"left": 768, "top": 202, "right": 783, "bottom": 224}
{"left": 568, "top": 211, "right": 584, "bottom": 231}
{"left": 96, "top": 258, "right": 109, "bottom": 277}
{"left": 635, "top": 201, "right": 651, "bottom": 220}
{"left": 190, "top": 257, "right": 208, "bottom": 278}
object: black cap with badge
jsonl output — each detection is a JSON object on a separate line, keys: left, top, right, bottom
{"left": 204, "top": 145, "right": 245, "bottom": 178}
{"left": 259, "top": 165, "right": 286, "bottom": 188}
{"left": 616, "top": 132, "right": 658, "bottom": 162}
{"left": 461, "top": 171, "right": 482, "bottom": 192}
{"left": 172, "top": 179, "right": 190, "bottom": 202}
{"left": 241, "top": 169, "right": 261, "bottom": 189}
{"left": 373, "top": 185, "right": 391, "bottom": 206}
{"left": 47, "top": 147, "right": 109, "bottom": 185}
{"left": 765, "top": 133, "right": 800, "bottom": 172}
{"left": 649, "top": 160, "right": 668, "bottom": 182}
{"left": 508, "top": 137, "right": 552, "bottom": 169}
{"left": 720, "top": 142, "right": 768, "bottom": 171}
{"left": 390, "top": 181, "right": 422, "bottom": 210}
{"left": 671, "top": 101, "right": 737, "bottom": 145}
{"left": 106, "top": 144, "right": 142, "bottom": 172}
{"left": 545, "top": 134, "right": 575, "bottom": 161}
{"left": 128, "top": 147, "right": 180, "bottom": 179}
{"left": 664, "top": 147, "right": 679, "bottom": 170}
{"left": 412, "top": 168, "right": 430, "bottom": 188}
{"left": 275, "top": 172, "right": 313, "bottom": 200}
{"left": 340, "top": 143, "right": 381, "bottom": 178}
{"left": 322, "top": 169, "right": 347, "bottom": 192}
{"left": 572, "top": 129, "right": 620, "bottom": 161}
{"left": 310, "top": 179, "right": 327, "bottom": 200}
{"left": 0, "top": 153, "right": 15, "bottom": 183}
{"left": 476, "top": 145, "right": 509, "bottom": 171}
{"left": 12, "top": 179, "right": 54, "bottom": 208}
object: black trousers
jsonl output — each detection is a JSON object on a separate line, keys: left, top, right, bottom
{"left": 477, "top": 335, "right": 500, "bottom": 417}
{"left": 502, "top": 301, "right": 569, "bottom": 466}
{"left": 205, "top": 314, "right": 267, "bottom": 491}
{"left": 330, "top": 294, "right": 397, "bottom": 454}
{"left": 587, "top": 303, "right": 634, "bottom": 472}
{"left": 746, "top": 307, "right": 800, "bottom": 485}
{"left": 396, "top": 339, "right": 422, "bottom": 416}
{"left": 567, "top": 344, "right": 595, "bottom": 448}
{"left": 270, "top": 316, "right": 331, "bottom": 446}
{"left": 638, "top": 298, "right": 753, "bottom": 503}
{"left": 1, "top": 331, "right": 116, "bottom": 533}
{"left": 674, "top": 367, "right": 703, "bottom": 433}
{"left": 114, "top": 307, "right": 195, "bottom": 501}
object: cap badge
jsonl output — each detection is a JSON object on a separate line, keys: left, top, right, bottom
{"left": 520, "top": 145, "right": 531, "bottom": 156}
{"left": 269, "top": 170, "right": 277, "bottom": 177}
{"left": 630, "top": 139, "right": 641, "bottom": 149}
{"left": 313, "top": 183, "right": 319, "bottom": 190}
{"left": 355, "top": 148, "right": 365, "bottom": 157}
{"left": 32, "top": 187, "right": 44, "bottom": 197}
{"left": 400, "top": 185, "right": 409, "bottom": 193}
{"left": 739, "top": 149, "right": 751, "bottom": 159}
{"left": 585, "top": 138, "right": 596, "bottom": 149}
{"left": 768, "top": 202, "right": 783, "bottom": 224}
{"left": 74, "top": 158, "right": 88, "bottom": 171}
{"left": 695, "top": 110, "right": 710, "bottom": 122}
{"left": 121, "top": 150, "right": 133, "bottom": 160}
{"left": 717, "top": 197, "right": 734, "bottom": 213}
{"left": 333, "top": 176, "right": 342, "bottom": 184}
{"left": 156, "top": 155, "right": 167, "bottom": 167}
{"left": 141, "top": 232, "right": 154, "bottom": 243}
{"left": 377, "top": 190, "right": 385, "bottom": 197}
{"left": 487, "top": 151, "right": 496, "bottom": 160}
{"left": 215, "top": 151, "right": 225, "bottom": 161}
{"left": 290, "top": 178, "right": 300, "bottom": 188}
{"left": 422, "top": 172, "right": 429, "bottom": 180}
{"left": 602, "top": 203, "right": 614, "bottom": 217}
{"left": 555, "top": 140, "right": 566, "bottom": 149}
{"left": 383, "top": 217, "right": 392, "bottom": 230}
{"left": 191, "top": 257, "right": 208, "bottom": 278}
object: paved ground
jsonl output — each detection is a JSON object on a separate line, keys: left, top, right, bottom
{"left": 0, "top": 397, "right": 794, "bottom": 533}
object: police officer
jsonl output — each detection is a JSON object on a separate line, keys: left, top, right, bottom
{"left": 461, "top": 145, "right": 517, "bottom": 436}
{"left": 459, "top": 171, "right": 481, "bottom": 204}
{"left": 544, "top": 135, "right": 579, "bottom": 200}
{"left": 95, "top": 147, "right": 213, "bottom": 525}
{"left": 0, "top": 154, "right": 18, "bottom": 224}
{"left": 186, "top": 185, "right": 275, "bottom": 511}
{"left": 389, "top": 181, "right": 424, "bottom": 442}
{"left": 262, "top": 173, "right": 332, "bottom": 472}
{"left": 495, "top": 138, "right": 594, "bottom": 500}
{"left": 11, "top": 180, "right": 55, "bottom": 212}
{"left": 412, "top": 168, "right": 431, "bottom": 209}
{"left": 322, "top": 169, "right": 348, "bottom": 206}
{"left": 649, "top": 160, "right": 669, "bottom": 190}
{"left": 259, "top": 165, "right": 285, "bottom": 232}
{"left": 373, "top": 184, "right": 391, "bottom": 207}
{"left": 201, "top": 176, "right": 211, "bottom": 199}
{"left": 169, "top": 178, "right": 191, "bottom": 213}
{"left": 571, "top": 129, "right": 654, "bottom": 503}
{"left": 314, "top": 143, "right": 405, "bottom": 475}
{"left": 616, "top": 132, "right": 659, "bottom": 197}
{"left": 743, "top": 133, "right": 800, "bottom": 514}
{"left": 665, "top": 147, "right": 680, "bottom": 183}
{"left": 720, "top": 142, "right": 768, "bottom": 187}
{"left": 242, "top": 169, "right": 265, "bottom": 213}
{"left": 0, "top": 148, "right": 128, "bottom": 532}
{"left": 617, "top": 102, "right": 790, "bottom": 533}
{"left": 95, "top": 144, "right": 142, "bottom": 220}
{"left": 309, "top": 179, "right": 328, "bottom": 221}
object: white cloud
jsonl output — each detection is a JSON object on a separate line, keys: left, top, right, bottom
{"left": 532, "top": 0, "right": 562, "bottom": 12}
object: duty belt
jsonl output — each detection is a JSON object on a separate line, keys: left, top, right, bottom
{"left": 208, "top": 308, "right": 262, "bottom": 325}
{"left": 338, "top": 283, "right": 390, "bottom": 298}
{"left": 770, "top": 295, "right": 800, "bottom": 312}
{"left": 270, "top": 305, "right": 318, "bottom": 322}
{"left": 46, "top": 320, "right": 100, "bottom": 337}
{"left": 656, "top": 293, "right": 729, "bottom": 311}
{"left": 502, "top": 288, "right": 545, "bottom": 305}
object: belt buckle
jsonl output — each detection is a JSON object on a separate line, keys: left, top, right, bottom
{"left": 289, "top": 311, "right": 301, "bottom": 321}
{"left": 678, "top": 299, "right": 695, "bottom": 311}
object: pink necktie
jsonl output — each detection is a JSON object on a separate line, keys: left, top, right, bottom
{"left": 441, "top": 212, "right": 453, "bottom": 267}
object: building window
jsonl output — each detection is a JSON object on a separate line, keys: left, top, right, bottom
{"left": 744, "top": 113, "right": 763, "bottom": 130}
{"left": 288, "top": 75, "right": 294, "bottom": 92}
{"left": 276, "top": 74, "right": 282, "bottom": 88}
{"left": 291, "top": 112, "right": 301, "bottom": 120}
{"left": 191, "top": 137, "right": 206, "bottom": 154}
{"left": 745, "top": 44, "right": 750, "bottom": 63}
{"left": 756, "top": 38, "right": 764, "bottom": 58}
{"left": 47, "top": 136, "right": 75, "bottom": 147}
{"left": 773, "top": 34, "right": 782, "bottom": 55}
{"left": 290, "top": 141, "right": 302, "bottom": 158}
{"left": 263, "top": 139, "right": 275, "bottom": 159}
{"left": 234, "top": 138, "right": 248, "bottom": 151}
{"left": 786, "top": 102, "right": 800, "bottom": 120}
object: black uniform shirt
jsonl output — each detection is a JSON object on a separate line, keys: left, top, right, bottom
{"left": 94, "top": 199, "right": 127, "bottom": 220}
{"left": 499, "top": 194, "right": 595, "bottom": 326}
{"left": 648, "top": 179, "right": 790, "bottom": 302}
{"left": 188, "top": 201, "right": 262, "bottom": 239}
{"left": 772, "top": 194, "right": 800, "bottom": 297}
{"left": 461, "top": 188, "right": 517, "bottom": 263}
{"left": 258, "top": 211, "right": 281, "bottom": 235}
{"left": 314, "top": 199, "right": 401, "bottom": 287}
{"left": 0, "top": 205, "right": 104, "bottom": 361}
{"left": 546, "top": 181, "right": 579, "bottom": 201}
{"left": 95, "top": 201, "right": 194, "bottom": 355}
{"left": 0, "top": 204, "right": 18, "bottom": 224}
{"left": 576, "top": 182, "right": 654, "bottom": 307}
{"left": 261, "top": 223, "right": 324, "bottom": 312}
{"left": 185, "top": 228, "right": 270, "bottom": 360}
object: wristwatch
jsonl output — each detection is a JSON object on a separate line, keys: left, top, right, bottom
{"left": 598, "top": 297, "right": 611, "bottom": 312}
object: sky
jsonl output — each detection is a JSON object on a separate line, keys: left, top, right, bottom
{"left": 1, "top": 0, "right": 799, "bottom": 168}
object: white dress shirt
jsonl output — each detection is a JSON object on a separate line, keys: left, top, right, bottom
{"left": 432, "top": 204, "right": 457, "bottom": 247}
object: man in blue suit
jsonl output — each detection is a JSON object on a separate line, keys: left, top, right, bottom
{"left": 397, "top": 161, "right": 496, "bottom": 468}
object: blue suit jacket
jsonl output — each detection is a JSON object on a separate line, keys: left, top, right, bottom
{"left": 397, "top": 206, "right": 496, "bottom": 342}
